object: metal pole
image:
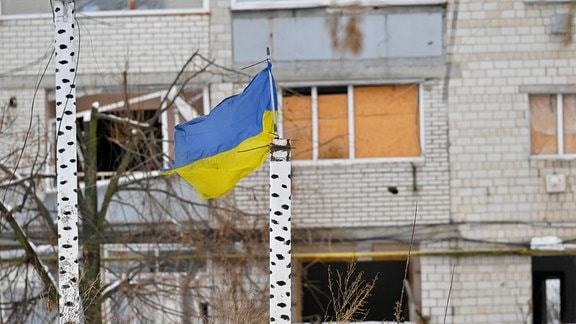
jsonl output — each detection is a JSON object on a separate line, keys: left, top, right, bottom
{"left": 269, "top": 138, "right": 292, "bottom": 323}
{"left": 53, "top": 0, "right": 81, "bottom": 322}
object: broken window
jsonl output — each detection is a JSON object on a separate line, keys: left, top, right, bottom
{"left": 48, "top": 87, "right": 204, "bottom": 179}
{"left": 530, "top": 94, "right": 576, "bottom": 156}
{"left": 282, "top": 84, "right": 421, "bottom": 160}
{"left": 532, "top": 255, "right": 576, "bottom": 324}
{"left": 77, "top": 109, "right": 164, "bottom": 173}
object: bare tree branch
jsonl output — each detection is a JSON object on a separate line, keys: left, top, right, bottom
{"left": 0, "top": 202, "right": 58, "bottom": 306}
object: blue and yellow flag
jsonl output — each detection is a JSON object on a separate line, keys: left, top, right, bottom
{"left": 160, "top": 62, "right": 277, "bottom": 199}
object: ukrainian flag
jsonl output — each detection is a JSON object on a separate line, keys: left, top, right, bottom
{"left": 160, "top": 62, "right": 277, "bottom": 199}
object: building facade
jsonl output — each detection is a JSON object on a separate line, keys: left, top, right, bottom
{"left": 1, "top": 0, "right": 575, "bottom": 323}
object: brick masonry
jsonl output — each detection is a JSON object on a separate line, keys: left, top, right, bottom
{"left": 2, "top": 0, "right": 576, "bottom": 323}
{"left": 440, "top": 0, "right": 576, "bottom": 322}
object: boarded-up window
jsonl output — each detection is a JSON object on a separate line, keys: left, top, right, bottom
{"left": 282, "top": 84, "right": 421, "bottom": 160}
{"left": 283, "top": 88, "right": 313, "bottom": 160}
{"left": 530, "top": 94, "right": 576, "bottom": 156}
{"left": 355, "top": 85, "right": 420, "bottom": 158}
{"left": 563, "top": 95, "right": 576, "bottom": 154}
{"left": 318, "top": 87, "right": 349, "bottom": 159}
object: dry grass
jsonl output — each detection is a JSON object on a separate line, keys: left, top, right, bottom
{"left": 326, "top": 261, "right": 379, "bottom": 323}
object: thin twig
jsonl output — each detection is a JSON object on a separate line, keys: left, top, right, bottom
{"left": 240, "top": 58, "right": 268, "bottom": 70}
{"left": 444, "top": 261, "right": 457, "bottom": 324}
{"left": 396, "top": 202, "right": 418, "bottom": 323}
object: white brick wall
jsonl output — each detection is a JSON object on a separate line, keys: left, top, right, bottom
{"left": 420, "top": 254, "right": 532, "bottom": 323}
{"left": 3, "top": 0, "right": 576, "bottom": 322}
{"left": 444, "top": 0, "right": 576, "bottom": 322}
{"left": 449, "top": 0, "right": 576, "bottom": 228}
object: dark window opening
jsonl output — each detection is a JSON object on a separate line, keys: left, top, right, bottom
{"left": 301, "top": 260, "right": 409, "bottom": 322}
{"left": 200, "top": 302, "right": 209, "bottom": 324}
{"left": 283, "top": 87, "right": 311, "bottom": 97}
{"left": 532, "top": 255, "right": 576, "bottom": 324}
{"left": 317, "top": 86, "right": 348, "bottom": 96}
{"left": 77, "top": 109, "right": 163, "bottom": 174}
{"left": 49, "top": 87, "right": 205, "bottom": 178}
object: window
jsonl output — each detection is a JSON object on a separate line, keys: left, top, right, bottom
{"left": 77, "top": 109, "right": 164, "bottom": 173}
{"left": 102, "top": 244, "right": 209, "bottom": 323}
{"left": 48, "top": 87, "right": 205, "bottom": 178}
{"left": 543, "top": 278, "right": 561, "bottom": 324}
{"left": 532, "top": 255, "right": 576, "bottom": 324}
{"left": 0, "top": 1, "right": 52, "bottom": 15}
{"left": 282, "top": 84, "right": 422, "bottom": 161}
{"left": 0, "top": 0, "right": 207, "bottom": 16}
{"left": 232, "top": 7, "right": 444, "bottom": 65}
{"left": 530, "top": 94, "right": 576, "bottom": 157}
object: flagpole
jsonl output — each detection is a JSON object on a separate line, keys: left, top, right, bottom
{"left": 267, "top": 46, "right": 292, "bottom": 323}
{"left": 269, "top": 138, "right": 292, "bottom": 323}
{"left": 54, "top": 0, "right": 81, "bottom": 322}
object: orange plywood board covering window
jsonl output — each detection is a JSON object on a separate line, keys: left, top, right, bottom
{"left": 318, "top": 93, "right": 349, "bottom": 159}
{"left": 563, "top": 94, "right": 576, "bottom": 154}
{"left": 354, "top": 85, "right": 420, "bottom": 158}
{"left": 530, "top": 94, "right": 558, "bottom": 155}
{"left": 283, "top": 95, "right": 313, "bottom": 159}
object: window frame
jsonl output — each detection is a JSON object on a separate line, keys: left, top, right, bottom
{"left": 230, "top": 0, "right": 446, "bottom": 11}
{"left": 0, "top": 0, "right": 210, "bottom": 19}
{"left": 47, "top": 86, "right": 209, "bottom": 183}
{"left": 529, "top": 93, "right": 576, "bottom": 160}
{"left": 278, "top": 81, "right": 425, "bottom": 166}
